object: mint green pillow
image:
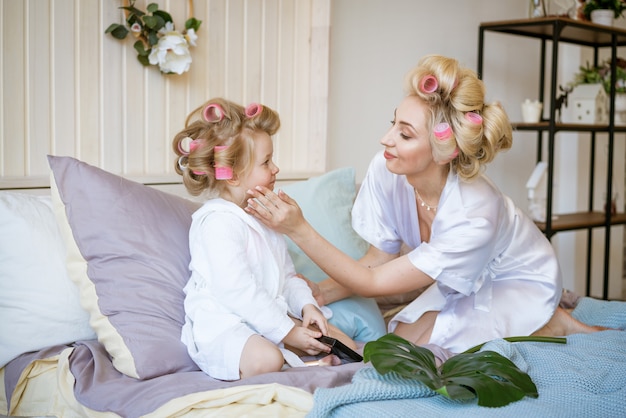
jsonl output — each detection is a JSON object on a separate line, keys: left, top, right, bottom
{"left": 281, "top": 168, "right": 386, "bottom": 342}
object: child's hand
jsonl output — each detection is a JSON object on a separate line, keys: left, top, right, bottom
{"left": 302, "top": 304, "right": 328, "bottom": 336}
{"left": 283, "top": 326, "right": 330, "bottom": 356}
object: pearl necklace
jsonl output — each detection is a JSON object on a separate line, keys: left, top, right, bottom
{"left": 414, "top": 188, "right": 437, "bottom": 212}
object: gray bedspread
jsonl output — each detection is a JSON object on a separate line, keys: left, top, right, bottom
{"left": 4, "top": 340, "right": 364, "bottom": 417}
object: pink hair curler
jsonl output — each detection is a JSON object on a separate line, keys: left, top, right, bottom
{"left": 213, "top": 145, "right": 233, "bottom": 180}
{"left": 203, "top": 103, "right": 225, "bottom": 123}
{"left": 419, "top": 75, "right": 438, "bottom": 93}
{"left": 189, "top": 139, "right": 202, "bottom": 152}
{"left": 450, "top": 148, "right": 459, "bottom": 159}
{"left": 245, "top": 103, "right": 263, "bottom": 118}
{"left": 433, "top": 123, "right": 452, "bottom": 140}
{"left": 178, "top": 136, "right": 194, "bottom": 155}
{"left": 465, "top": 112, "right": 483, "bottom": 124}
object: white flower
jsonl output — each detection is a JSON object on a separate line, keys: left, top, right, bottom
{"left": 185, "top": 28, "right": 198, "bottom": 47}
{"left": 160, "top": 21, "right": 175, "bottom": 34}
{"left": 130, "top": 23, "right": 142, "bottom": 33}
{"left": 148, "top": 31, "right": 192, "bottom": 74}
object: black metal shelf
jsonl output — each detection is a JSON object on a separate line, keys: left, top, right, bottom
{"left": 480, "top": 16, "right": 626, "bottom": 47}
{"left": 478, "top": 17, "right": 625, "bottom": 299}
{"left": 513, "top": 121, "right": 626, "bottom": 132}
{"left": 535, "top": 212, "right": 626, "bottom": 234}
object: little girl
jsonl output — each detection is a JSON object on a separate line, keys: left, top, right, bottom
{"left": 174, "top": 98, "right": 356, "bottom": 380}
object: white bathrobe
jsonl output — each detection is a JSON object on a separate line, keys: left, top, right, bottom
{"left": 352, "top": 151, "right": 562, "bottom": 353}
{"left": 181, "top": 198, "right": 318, "bottom": 380}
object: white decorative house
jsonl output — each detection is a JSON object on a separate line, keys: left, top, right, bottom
{"left": 568, "top": 84, "right": 608, "bottom": 124}
{"left": 526, "top": 161, "right": 548, "bottom": 222}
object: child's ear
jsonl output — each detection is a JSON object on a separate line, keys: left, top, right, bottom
{"left": 225, "top": 175, "right": 239, "bottom": 186}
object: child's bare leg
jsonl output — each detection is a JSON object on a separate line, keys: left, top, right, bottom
{"left": 239, "top": 334, "right": 284, "bottom": 379}
{"left": 532, "top": 307, "right": 609, "bottom": 337}
{"left": 327, "top": 323, "right": 358, "bottom": 351}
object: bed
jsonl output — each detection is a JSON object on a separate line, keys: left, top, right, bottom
{"left": 1, "top": 155, "right": 625, "bottom": 417}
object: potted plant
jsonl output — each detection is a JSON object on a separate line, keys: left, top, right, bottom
{"left": 570, "top": 58, "right": 626, "bottom": 94}
{"left": 582, "top": 0, "right": 626, "bottom": 24}
{"left": 569, "top": 58, "right": 626, "bottom": 124}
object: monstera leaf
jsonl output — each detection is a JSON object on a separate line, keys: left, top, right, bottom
{"left": 363, "top": 334, "right": 566, "bottom": 407}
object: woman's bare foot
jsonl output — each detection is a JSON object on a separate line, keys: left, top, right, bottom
{"left": 532, "top": 307, "right": 610, "bottom": 337}
{"left": 318, "top": 354, "right": 342, "bottom": 366}
{"left": 304, "top": 354, "right": 342, "bottom": 367}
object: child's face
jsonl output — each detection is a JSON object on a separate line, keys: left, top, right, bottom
{"left": 241, "top": 131, "right": 279, "bottom": 191}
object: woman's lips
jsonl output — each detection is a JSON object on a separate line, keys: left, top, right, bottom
{"left": 383, "top": 151, "right": 396, "bottom": 160}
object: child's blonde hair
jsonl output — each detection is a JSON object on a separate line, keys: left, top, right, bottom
{"left": 173, "top": 98, "right": 280, "bottom": 196}
{"left": 405, "top": 54, "right": 513, "bottom": 181}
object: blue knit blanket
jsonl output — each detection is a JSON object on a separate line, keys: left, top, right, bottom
{"left": 308, "top": 298, "right": 626, "bottom": 418}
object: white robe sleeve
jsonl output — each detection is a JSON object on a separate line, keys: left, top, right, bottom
{"left": 282, "top": 255, "right": 319, "bottom": 319}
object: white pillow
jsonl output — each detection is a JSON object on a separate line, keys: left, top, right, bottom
{"left": 0, "top": 191, "right": 96, "bottom": 367}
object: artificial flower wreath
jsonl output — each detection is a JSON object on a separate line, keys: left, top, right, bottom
{"left": 105, "top": 0, "right": 202, "bottom": 75}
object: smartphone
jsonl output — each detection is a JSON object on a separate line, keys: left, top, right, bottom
{"left": 317, "top": 336, "right": 363, "bottom": 363}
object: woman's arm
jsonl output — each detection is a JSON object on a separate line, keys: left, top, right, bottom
{"left": 246, "top": 187, "right": 434, "bottom": 297}
{"left": 315, "top": 245, "right": 399, "bottom": 305}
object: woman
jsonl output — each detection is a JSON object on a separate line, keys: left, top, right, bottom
{"left": 246, "top": 55, "right": 603, "bottom": 355}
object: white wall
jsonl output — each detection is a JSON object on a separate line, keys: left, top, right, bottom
{"left": 328, "top": 0, "right": 540, "bottom": 199}
{"left": 327, "top": 0, "right": 624, "bottom": 299}
{"left": 0, "top": 0, "right": 330, "bottom": 187}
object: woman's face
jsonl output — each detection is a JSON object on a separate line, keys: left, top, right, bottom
{"left": 380, "top": 95, "right": 438, "bottom": 178}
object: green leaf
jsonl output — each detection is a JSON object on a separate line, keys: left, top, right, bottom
{"left": 153, "top": 10, "right": 173, "bottom": 24}
{"left": 363, "top": 334, "right": 442, "bottom": 390}
{"left": 464, "top": 336, "right": 566, "bottom": 354}
{"left": 185, "top": 17, "right": 202, "bottom": 32}
{"left": 105, "top": 23, "right": 128, "bottom": 40}
{"left": 121, "top": 6, "right": 145, "bottom": 18}
{"left": 441, "top": 351, "right": 538, "bottom": 407}
{"left": 147, "top": 31, "right": 159, "bottom": 47}
{"left": 147, "top": 3, "right": 159, "bottom": 14}
{"left": 143, "top": 15, "right": 165, "bottom": 31}
{"left": 364, "top": 334, "right": 545, "bottom": 407}
{"left": 133, "top": 40, "right": 148, "bottom": 57}
{"left": 137, "top": 54, "right": 150, "bottom": 67}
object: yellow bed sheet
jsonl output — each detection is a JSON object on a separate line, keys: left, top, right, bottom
{"left": 1, "top": 348, "right": 313, "bottom": 418}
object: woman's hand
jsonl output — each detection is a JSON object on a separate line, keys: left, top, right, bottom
{"left": 245, "top": 187, "right": 306, "bottom": 235}
{"left": 302, "top": 304, "right": 328, "bottom": 336}
{"left": 296, "top": 274, "right": 326, "bottom": 306}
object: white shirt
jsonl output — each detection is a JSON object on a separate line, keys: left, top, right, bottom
{"left": 352, "top": 151, "right": 562, "bottom": 353}
{"left": 181, "top": 198, "right": 318, "bottom": 376}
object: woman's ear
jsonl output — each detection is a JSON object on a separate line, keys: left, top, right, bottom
{"left": 435, "top": 148, "right": 459, "bottom": 165}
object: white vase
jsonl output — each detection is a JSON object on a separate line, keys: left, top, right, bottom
{"left": 590, "top": 9, "right": 614, "bottom": 26}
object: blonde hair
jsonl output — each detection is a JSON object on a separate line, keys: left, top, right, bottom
{"left": 405, "top": 54, "right": 512, "bottom": 181}
{"left": 172, "top": 98, "right": 280, "bottom": 196}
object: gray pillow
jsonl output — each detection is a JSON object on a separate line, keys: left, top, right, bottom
{"left": 48, "top": 155, "right": 201, "bottom": 379}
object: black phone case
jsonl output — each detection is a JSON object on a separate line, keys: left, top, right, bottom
{"left": 317, "top": 336, "right": 363, "bottom": 363}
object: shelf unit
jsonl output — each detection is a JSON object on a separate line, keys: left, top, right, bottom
{"left": 478, "top": 17, "right": 626, "bottom": 300}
